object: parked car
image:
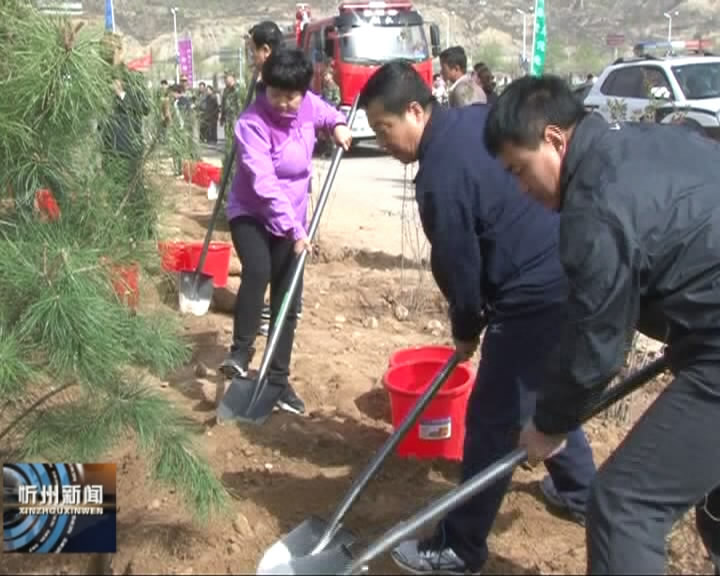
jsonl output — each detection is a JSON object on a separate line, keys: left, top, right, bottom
{"left": 583, "top": 41, "right": 720, "bottom": 139}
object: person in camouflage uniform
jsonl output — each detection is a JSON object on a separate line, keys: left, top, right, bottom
{"left": 220, "top": 71, "right": 242, "bottom": 173}
{"left": 322, "top": 68, "right": 340, "bottom": 107}
{"left": 317, "top": 68, "right": 341, "bottom": 156}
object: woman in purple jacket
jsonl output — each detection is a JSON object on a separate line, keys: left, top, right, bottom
{"left": 220, "top": 48, "right": 352, "bottom": 415}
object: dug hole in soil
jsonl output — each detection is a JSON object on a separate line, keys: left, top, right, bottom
{"left": 1, "top": 176, "right": 713, "bottom": 575}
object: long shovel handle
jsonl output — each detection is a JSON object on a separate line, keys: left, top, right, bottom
{"left": 312, "top": 352, "right": 464, "bottom": 554}
{"left": 245, "top": 97, "right": 360, "bottom": 413}
{"left": 343, "top": 352, "right": 671, "bottom": 574}
{"left": 191, "top": 72, "right": 259, "bottom": 294}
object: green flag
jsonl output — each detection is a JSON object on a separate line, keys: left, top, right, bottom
{"left": 530, "top": 0, "right": 547, "bottom": 76}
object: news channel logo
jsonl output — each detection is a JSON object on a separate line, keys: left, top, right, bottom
{"left": 3, "top": 463, "right": 116, "bottom": 553}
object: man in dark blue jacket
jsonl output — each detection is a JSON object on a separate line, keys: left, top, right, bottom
{"left": 358, "top": 61, "right": 597, "bottom": 574}
{"left": 484, "top": 74, "right": 720, "bottom": 575}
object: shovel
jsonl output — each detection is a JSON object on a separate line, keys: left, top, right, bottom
{"left": 255, "top": 353, "right": 463, "bottom": 573}
{"left": 257, "top": 350, "right": 673, "bottom": 575}
{"left": 216, "top": 96, "right": 360, "bottom": 425}
{"left": 178, "top": 71, "right": 259, "bottom": 316}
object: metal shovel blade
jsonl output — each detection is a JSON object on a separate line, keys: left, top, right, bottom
{"left": 178, "top": 271, "right": 214, "bottom": 316}
{"left": 256, "top": 517, "right": 354, "bottom": 575}
{"left": 216, "top": 375, "right": 284, "bottom": 425}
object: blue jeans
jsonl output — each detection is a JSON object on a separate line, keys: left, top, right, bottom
{"left": 440, "top": 304, "right": 597, "bottom": 570}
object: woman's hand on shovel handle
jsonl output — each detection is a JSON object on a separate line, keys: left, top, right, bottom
{"left": 294, "top": 237, "right": 312, "bottom": 255}
{"left": 333, "top": 124, "right": 353, "bottom": 151}
{"left": 519, "top": 421, "right": 568, "bottom": 466}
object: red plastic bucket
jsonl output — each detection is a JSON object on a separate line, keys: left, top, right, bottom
{"left": 389, "top": 345, "right": 475, "bottom": 371}
{"left": 185, "top": 242, "right": 232, "bottom": 288}
{"left": 184, "top": 161, "right": 221, "bottom": 188}
{"left": 110, "top": 262, "right": 139, "bottom": 309}
{"left": 383, "top": 360, "right": 474, "bottom": 461}
{"left": 35, "top": 188, "right": 61, "bottom": 221}
{"left": 204, "top": 164, "right": 221, "bottom": 186}
{"left": 158, "top": 241, "right": 190, "bottom": 272}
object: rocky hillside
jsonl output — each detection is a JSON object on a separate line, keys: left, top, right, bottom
{"left": 79, "top": 0, "right": 720, "bottom": 74}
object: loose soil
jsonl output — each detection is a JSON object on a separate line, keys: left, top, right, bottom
{"left": 1, "top": 174, "right": 713, "bottom": 575}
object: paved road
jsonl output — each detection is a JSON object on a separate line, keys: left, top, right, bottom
{"left": 200, "top": 141, "right": 419, "bottom": 259}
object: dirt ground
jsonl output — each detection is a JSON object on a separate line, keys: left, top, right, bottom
{"left": 1, "top": 171, "right": 714, "bottom": 575}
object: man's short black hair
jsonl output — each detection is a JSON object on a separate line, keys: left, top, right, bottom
{"left": 160, "top": 79, "right": 168, "bottom": 86}
{"left": 262, "top": 48, "right": 313, "bottom": 93}
{"left": 439, "top": 46, "right": 467, "bottom": 73}
{"left": 250, "top": 20, "right": 284, "bottom": 52}
{"left": 199, "top": 81, "right": 206, "bottom": 87}
{"left": 358, "top": 59, "right": 433, "bottom": 115}
{"left": 484, "top": 74, "right": 586, "bottom": 156}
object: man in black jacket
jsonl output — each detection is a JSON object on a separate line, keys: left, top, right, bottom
{"left": 484, "top": 74, "right": 720, "bottom": 574}
{"left": 358, "top": 61, "right": 597, "bottom": 575}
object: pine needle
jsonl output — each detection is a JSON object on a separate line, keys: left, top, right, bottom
{"left": 20, "top": 381, "right": 229, "bottom": 523}
{"left": 0, "top": 325, "right": 33, "bottom": 399}
{"left": 21, "top": 399, "right": 120, "bottom": 462}
{"left": 1, "top": 1, "right": 225, "bottom": 522}
{"left": 125, "top": 313, "right": 192, "bottom": 378}
{"left": 112, "top": 382, "right": 230, "bottom": 522}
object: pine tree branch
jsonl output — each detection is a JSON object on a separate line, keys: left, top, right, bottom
{"left": 0, "top": 381, "right": 76, "bottom": 443}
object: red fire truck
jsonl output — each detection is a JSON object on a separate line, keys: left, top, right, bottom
{"left": 284, "top": 1, "right": 440, "bottom": 140}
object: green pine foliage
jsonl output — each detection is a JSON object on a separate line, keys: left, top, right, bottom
{"left": 0, "top": 0, "right": 228, "bottom": 522}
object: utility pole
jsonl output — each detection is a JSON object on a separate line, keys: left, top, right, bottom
{"left": 171, "top": 7, "right": 179, "bottom": 84}
{"left": 516, "top": 8, "right": 528, "bottom": 65}
{"left": 442, "top": 13, "right": 448, "bottom": 48}
{"left": 664, "top": 10, "right": 678, "bottom": 45}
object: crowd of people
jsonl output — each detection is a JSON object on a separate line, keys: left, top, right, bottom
{"left": 362, "top": 60, "right": 720, "bottom": 576}
{"left": 110, "top": 18, "right": 718, "bottom": 574}
{"left": 431, "top": 46, "right": 499, "bottom": 108}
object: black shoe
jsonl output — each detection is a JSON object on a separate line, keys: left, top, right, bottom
{"left": 219, "top": 349, "right": 251, "bottom": 379}
{"left": 276, "top": 384, "right": 305, "bottom": 415}
{"left": 392, "top": 532, "right": 477, "bottom": 575}
{"left": 259, "top": 305, "right": 271, "bottom": 337}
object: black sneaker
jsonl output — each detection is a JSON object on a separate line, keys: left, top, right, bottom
{"left": 392, "top": 536, "right": 476, "bottom": 575}
{"left": 259, "top": 305, "right": 271, "bottom": 336}
{"left": 219, "top": 350, "right": 251, "bottom": 379}
{"left": 276, "top": 384, "right": 305, "bottom": 415}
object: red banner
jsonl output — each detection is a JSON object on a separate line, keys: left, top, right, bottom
{"left": 127, "top": 52, "right": 152, "bottom": 71}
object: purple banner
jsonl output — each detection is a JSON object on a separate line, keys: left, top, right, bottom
{"left": 177, "top": 37, "right": 194, "bottom": 86}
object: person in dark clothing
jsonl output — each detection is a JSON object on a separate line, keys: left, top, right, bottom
{"left": 205, "top": 85, "right": 219, "bottom": 144}
{"left": 484, "top": 74, "right": 720, "bottom": 575}
{"left": 358, "top": 60, "right": 597, "bottom": 575}
{"left": 197, "top": 81, "right": 208, "bottom": 142}
{"left": 101, "top": 67, "right": 152, "bottom": 237}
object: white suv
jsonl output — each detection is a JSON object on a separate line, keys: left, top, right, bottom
{"left": 584, "top": 52, "right": 720, "bottom": 138}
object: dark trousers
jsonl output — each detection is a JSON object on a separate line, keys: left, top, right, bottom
{"left": 207, "top": 116, "right": 218, "bottom": 144}
{"left": 441, "top": 304, "right": 597, "bottom": 570}
{"left": 199, "top": 118, "right": 208, "bottom": 142}
{"left": 229, "top": 216, "right": 303, "bottom": 383}
{"left": 587, "top": 359, "right": 720, "bottom": 574}
{"left": 698, "top": 489, "right": 720, "bottom": 574}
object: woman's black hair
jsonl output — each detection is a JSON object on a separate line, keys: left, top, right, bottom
{"left": 261, "top": 48, "right": 314, "bottom": 93}
{"left": 249, "top": 21, "right": 284, "bottom": 52}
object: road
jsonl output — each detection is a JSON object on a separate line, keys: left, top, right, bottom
{"left": 200, "top": 141, "right": 421, "bottom": 259}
